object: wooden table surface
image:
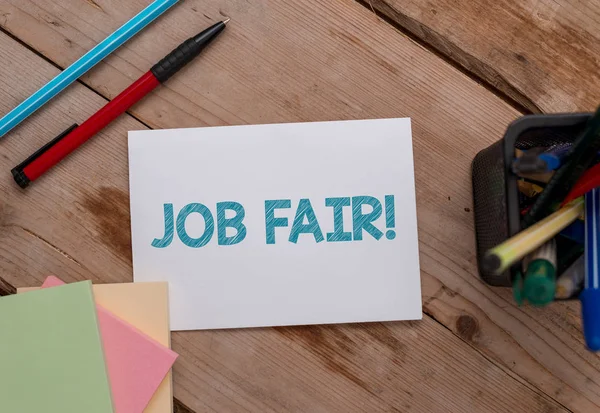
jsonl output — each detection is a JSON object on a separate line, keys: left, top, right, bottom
{"left": 0, "top": 1, "right": 598, "bottom": 412}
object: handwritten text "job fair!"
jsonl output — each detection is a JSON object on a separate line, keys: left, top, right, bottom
{"left": 152, "top": 195, "right": 397, "bottom": 248}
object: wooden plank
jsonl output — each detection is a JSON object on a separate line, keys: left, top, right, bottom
{"left": 363, "top": 0, "right": 600, "bottom": 113}
{"left": 0, "top": 32, "right": 564, "bottom": 413}
{"left": 0, "top": 0, "right": 594, "bottom": 411}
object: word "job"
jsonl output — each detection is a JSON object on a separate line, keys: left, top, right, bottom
{"left": 152, "top": 195, "right": 396, "bottom": 248}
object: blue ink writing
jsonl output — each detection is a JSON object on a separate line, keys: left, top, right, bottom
{"left": 352, "top": 196, "right": 383, "bottom": 241}
{"left": 152, "top": 195, "right": 396, "bottom": 247}
{"left": 217, "top": 201, "right": 247, "bottom": 246}
{"left": 177, "top": 203, "right": 214, "bottom": 248}
{"left": 265, "top": 200, "right": 291, "bottom": 245}
{"left": 325, "top": 197, "right": 352, "bottom": 242}
{"left": 384, "top": 195, "right": 396, "bottom": 240}
{"left": 151, "top": 203, "right": 175, "bottom": 248}
{"left": 153, "top": 202, "right": 245, "bottom": 248}
{"left": 289, "top": 199, "right": 324, "bottom": 243}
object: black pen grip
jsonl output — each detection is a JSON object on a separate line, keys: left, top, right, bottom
{"left": 151, "top": 38, "right": 201, "bottom": 83}
{"left": 151, "top": 21, "right": 226, "bottom": 83}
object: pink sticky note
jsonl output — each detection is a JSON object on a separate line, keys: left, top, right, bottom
{"left": 42, "top": 276, "right": 178, "bottom": 413}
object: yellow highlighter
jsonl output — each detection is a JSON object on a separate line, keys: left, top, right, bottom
{"left": 483, "top": 197, "right": 584, "bottom": 275}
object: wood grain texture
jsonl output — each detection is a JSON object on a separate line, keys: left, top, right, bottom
{"left": 364, "top": 0, "right": 600, "bottom": 113}
{"left": 0, "top": 0, "right": 596, "bottom": 411}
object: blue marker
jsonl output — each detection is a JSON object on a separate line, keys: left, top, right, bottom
{"left": 513, "top": 145, "right": 569, "bottom": 174}
{"left": 538, "top": 152, "right": 564, "bottom": 171}
{"left": 582, "top": 187, "right": 600, "bottom": 351}
{"left": 0, "top": 0, "right": 180, "bottom": 139}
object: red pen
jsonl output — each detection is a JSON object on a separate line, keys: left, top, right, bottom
{"left": 12, "top": 19, "right": 228, "bottom": 188}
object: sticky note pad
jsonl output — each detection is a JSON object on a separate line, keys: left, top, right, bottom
{"left": 0, "top": 281, "right": 114, "bottom": 413}
{"left": 40, "top": 277, "right": 177, "bottom": 413}
{"left": 20, "top": 281, "right": 176, "bottom": 413}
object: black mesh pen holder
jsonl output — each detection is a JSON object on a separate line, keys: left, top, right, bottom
{"left": 472, "top": 112, "right": 593, "bottom": 287}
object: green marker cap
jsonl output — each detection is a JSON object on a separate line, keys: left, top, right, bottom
{"left": 523, "top": 259, "right": 556, "bottom": 307}
{"left": 513, "top": 271, "right": 524, "bottom": 306}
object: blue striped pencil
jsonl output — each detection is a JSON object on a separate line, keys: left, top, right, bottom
{"left": 582, "top": 187, "right": 600, "bottom": 351}
{"left": 0, "top": 0, "right": 179, "bottom": 139}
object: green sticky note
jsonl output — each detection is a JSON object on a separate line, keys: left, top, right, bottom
{"left": 0, "top": 281, "right": 114, "bottom": 413}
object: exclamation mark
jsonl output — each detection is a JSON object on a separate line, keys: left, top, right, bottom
{"left": 385, "top": 195, "right": 396, "bottom": 240}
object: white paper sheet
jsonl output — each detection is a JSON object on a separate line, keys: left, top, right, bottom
{"left": 129, "top": 118, "right": 422, "bottom": 331}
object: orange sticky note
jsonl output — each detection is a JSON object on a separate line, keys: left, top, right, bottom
{"left": 40, "top": 277, "right": 177, "bottom": 413}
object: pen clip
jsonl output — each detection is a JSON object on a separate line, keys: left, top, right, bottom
{"left": 11, "top": 124, "right": 78, "bottom": 188}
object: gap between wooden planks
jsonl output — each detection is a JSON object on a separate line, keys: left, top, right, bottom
{"left": 0, "top": 0, "right": 596, "bottom": 411}
{"left": 364, "top": 0, "right": 600, "bottom": 114}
